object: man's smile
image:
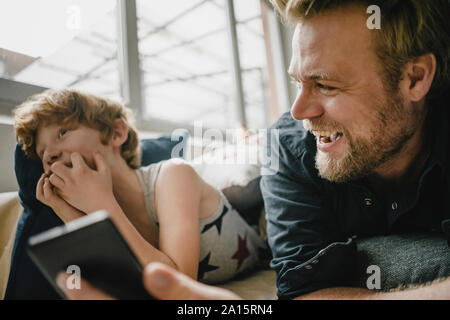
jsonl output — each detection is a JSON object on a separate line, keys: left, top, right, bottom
{"left": 311, "top": 130, "right": 344, "bottom": 153}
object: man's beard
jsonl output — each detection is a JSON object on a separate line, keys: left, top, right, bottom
{"left": 304, "top": 90, "right": 418, "bottom": 183}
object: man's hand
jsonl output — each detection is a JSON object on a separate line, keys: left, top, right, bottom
{"left": 142, "top": 263, "right": 241, "bottom": 300}
{"left": 49, "top": 152, "right": 115, "bottom": 214}
{"left": 57, "top": 262, "right": 241, "bottom": 300}
{"left": 36, "top": 172, "right": 85, "bottom": 223}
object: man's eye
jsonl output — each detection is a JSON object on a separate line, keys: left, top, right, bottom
{"left": 316, "top": 83, "right": 336, "bottom": 92}
{"left": 58, "top": 128, "right": 68, "bottom": 137}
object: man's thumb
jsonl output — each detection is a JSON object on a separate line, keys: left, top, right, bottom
{"left": 142, "top": 262, "right": 240, "bottom": 300}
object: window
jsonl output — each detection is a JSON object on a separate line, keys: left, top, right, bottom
{"left": 0, "top": 0, "right": 121, "bottom": 100}
{"left": 1, "top": 0, "right": 290, "bottom": 131}
{"left": 136, "top": 0, "right": 270, "bottom": 129}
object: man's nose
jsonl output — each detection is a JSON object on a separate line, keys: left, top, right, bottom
{"left": 290, "top": 88, "right": 324, "bottom": 121}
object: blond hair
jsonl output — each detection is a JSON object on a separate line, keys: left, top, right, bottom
{"left": 270, "top": 0, "right": 450, "bottom": 102}
{"left": 14, "top": 88, "right": 141, "bottom": 169}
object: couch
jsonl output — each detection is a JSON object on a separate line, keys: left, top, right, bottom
{"left": 2, "top": 188, "right": 450, "bottom": 300}
{"left": 0, "top": 192, "right": 22, "bottom": 299}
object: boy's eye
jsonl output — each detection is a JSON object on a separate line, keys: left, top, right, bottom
{"left": 58, "top": 128, "right": 68, "bottom": 138}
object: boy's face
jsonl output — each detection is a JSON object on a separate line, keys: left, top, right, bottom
{"left": 35, "top": 124, "right": 111, "bottom": 173}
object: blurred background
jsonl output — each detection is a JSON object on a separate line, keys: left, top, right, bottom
{"left": 0, "top": 0, "right": 296, "bottom": 192}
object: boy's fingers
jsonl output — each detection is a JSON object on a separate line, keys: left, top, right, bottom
{"left": 36, "top": 174, "right": 45, "bottom": 200}
{"left": 93, "top": 152, "right": 107, "bottom": 173}
{"left": 143, "top": 262, "right": 241, "bottom": 300}
{"left": 43, "top": 177, "right": 61, "bottom": 202}
{"left": 51, "top": 161, "right": 71, "bottom": 180}
{"left": 71, "top": 152, "right": 88, "bottom": 170}
{"left": 42, "top": 178, "right": 53, "bottom": 199}
{"left": 48, "top": 173, "right": 65, "bottom": 189}
{"left": 56, "top": 272, "right": 115, "bottom": 300}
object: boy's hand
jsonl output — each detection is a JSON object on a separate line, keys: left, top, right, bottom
{"left": 36, "top": 173, "right": 85, "bottom": 223}
{"left": 49, "top": 152, "right": 116, "bottom": 214}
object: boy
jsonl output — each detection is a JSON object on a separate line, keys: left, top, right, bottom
{"left": 14, "top": 88, "right": 267, "bottom": 284}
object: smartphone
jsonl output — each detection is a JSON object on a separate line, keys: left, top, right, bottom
{"left": 27, "top": 210, "right": 153, "bottom": 300}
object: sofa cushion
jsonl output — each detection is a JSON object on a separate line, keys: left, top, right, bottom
{"left": 5, "top": 135, "right": 187, "bottom": 299}
{"left": 0, "top": 192, "right": 22, "bottom": 299}
{"left": 353, "top": 232, "right": 450, "bottom": 290}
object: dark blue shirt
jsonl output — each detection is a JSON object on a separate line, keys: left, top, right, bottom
{"left": 260, "top": 104, "right": 450, "bottom": 299}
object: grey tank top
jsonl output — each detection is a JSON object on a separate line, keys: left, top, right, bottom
{"left": 135, "top": 160, "right": 228, "bottom": 232}
{"left": 135, "top": 161, "right": 268, "bottom": 284}
{"left": 136, "top": 160, "right": 165, "bottom": 227}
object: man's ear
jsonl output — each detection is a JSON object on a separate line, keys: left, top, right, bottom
{"left": 401, "top": 53, "right": 436, "bottom": 102}
{"left": 110, "top": 118, "right": 129, "bottom": 148}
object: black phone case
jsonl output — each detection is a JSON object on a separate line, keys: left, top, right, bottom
{"left": 27, "top": 210, "right": 153, "bottom": 300}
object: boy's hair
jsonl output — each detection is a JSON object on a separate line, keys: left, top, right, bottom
{"left": 270, "top": 0, "right": 450, "bottom": 103}
{"left": 14, "top": 88, "right": 141, "bottom": 169}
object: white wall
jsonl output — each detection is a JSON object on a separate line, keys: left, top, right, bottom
{"left": 0, "top": 119, "right": 18, "bottom": 192}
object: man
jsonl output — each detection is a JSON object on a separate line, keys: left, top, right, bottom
{"left": 60, "top": 0, "right": 450, "bottom": 299}
{"left": 259, "top": 0, "right": 450, "bottom": 299}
